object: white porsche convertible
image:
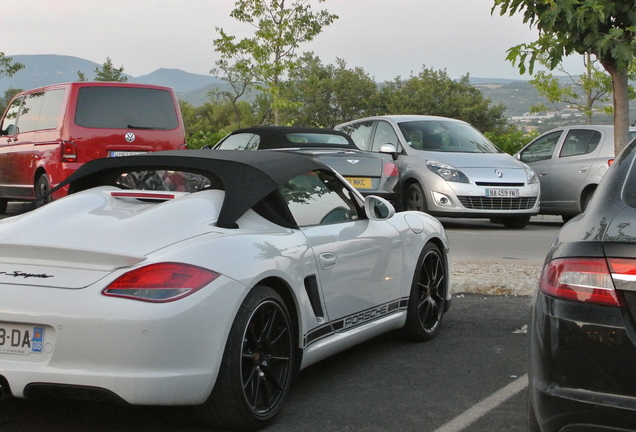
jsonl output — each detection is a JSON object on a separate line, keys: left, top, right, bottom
{"left": 0, "top": 150, "right": 450, "bottom": 430}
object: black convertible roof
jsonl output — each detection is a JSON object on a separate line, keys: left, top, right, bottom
{"left": 217, "top": 126, "right": 360, "bottom": 150}
{"left": 54, "top": 150, "right": 327, "bottom": 228}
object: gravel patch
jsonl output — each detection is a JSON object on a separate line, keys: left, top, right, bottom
{"left": 451, "top": 262, "right": 542, "bottom": 296}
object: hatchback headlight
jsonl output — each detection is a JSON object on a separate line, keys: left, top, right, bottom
{"left": 523, "top": 163, "right": 538, "bottom": 184}
{"left": 426, "top": 160, "right": 470, "bottom": 183}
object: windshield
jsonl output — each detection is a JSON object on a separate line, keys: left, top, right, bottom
{"left": 398, "top": 120, "right": 499, "bottom": 154}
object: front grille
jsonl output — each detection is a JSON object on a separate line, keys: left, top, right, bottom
{"left": 457, "top": 196, "right": 537, "bottom": 210}
{"left": 475, "top": 182, "right": 525, "bottom": 187}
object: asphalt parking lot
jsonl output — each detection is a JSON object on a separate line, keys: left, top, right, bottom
{"left": 0, "top": 294, "right": 531, "bottom": 432}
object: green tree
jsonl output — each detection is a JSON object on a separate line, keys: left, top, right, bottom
{"left": 213, "top": 0, "right": 338, "bottom": 125}
{"left": 493, "top": 0, "right": 636, "bottom": 153}
{"left": 77, "top": 57, "right": 128, "bottom": 82}
{"left": 210, "top": 58, "right": 253, "bottom": 128}
{"left": 0, "top": 53, "right": 24, "bottom": 80}
{"left": 280, "top": 53, "right": 380, "bottom": 127}
{"left": 0, "top": 88, "right": 22, "bottom": 114}
{"left": 528, "top": 52, "right": 634, "bottom": 124}
{"left": 380, "top": 66, "right": 509, "bottom": 134}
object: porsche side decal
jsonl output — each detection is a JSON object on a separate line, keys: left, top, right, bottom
{"left": 303, "top": 298, "right": 409, "bottom": 346}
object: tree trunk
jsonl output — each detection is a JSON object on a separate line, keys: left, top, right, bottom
{"left": 603, "top": 61, "right": 630, "bottom": 155}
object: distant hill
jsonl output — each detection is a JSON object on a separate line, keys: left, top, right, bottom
{"left": 4, "top": 54, "right": 628, "bottom": 125}
{"left": 0, "top": 54, "right": 225, "bottom": 98}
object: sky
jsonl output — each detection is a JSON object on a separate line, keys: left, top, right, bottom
{"left": 4, "top": 0, "right": 588, "bottom": 81}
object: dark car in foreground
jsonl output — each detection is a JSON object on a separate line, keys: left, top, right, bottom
{"left": 528, "top": 137, "right": 636, "bottom": 431}
{"left": 213, "top": 126, "right": 399, "bottom": 204}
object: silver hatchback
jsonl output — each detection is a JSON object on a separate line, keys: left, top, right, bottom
{"left": 515, "top": 125, "right": 636, "bottom": 222}
{"left": 336, "top": 115, "right": 540, "bottom": 228}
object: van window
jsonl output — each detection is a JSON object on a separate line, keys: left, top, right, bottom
{"left": 1, "top": 98, "right": 21, "bottom": 135}
{"left": 75, "top": 87, "right": 179, "bottom": 130}
{"left": 9, "top": 90, "right": 65, "bottom": 133}
{"left": 38, "top": 89, "right": 65, "bottom": 130}
{"left": 17, "top": 92, "right": 43, "bottom": 132}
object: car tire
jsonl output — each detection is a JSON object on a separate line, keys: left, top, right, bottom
{"left": 401, "top": 242, "right": 446, "bottom": 341}
{"left": 501, "top": 215, "right": 531, "bottom": 229}
{"left": 197, "top": 285, "right": 294, "bottom": 431}
{"left": 404, "top": 183, "right": 428, "bottom": 212}
{"left": 34, "top": 174, "right": 51, "bottom": 208}
{"left": 0, "top": 199, "right": 7, "bottom": 214}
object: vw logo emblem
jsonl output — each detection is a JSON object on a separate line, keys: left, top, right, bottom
{"left": 347, "top": 160, "right": 360, "bottom": 165}
{"left": 125, "top": 132, "right": 136, "bottom": 143}
{"left": 495, "top": 169, "right": 503, "bottom": 178}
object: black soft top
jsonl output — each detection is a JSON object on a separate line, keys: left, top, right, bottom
{"left": 217, "top": 126, "right": 360, "bottom": 150}
{"left": 55, "top": 150, "right": 327, "bottom": 228}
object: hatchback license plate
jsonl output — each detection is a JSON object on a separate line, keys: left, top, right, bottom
{"left": 0, "top": 324, "right": 44, "bottom": 355}
{"left": 109, "top": 151, "right": 149, "bottom": 157}
{"left": 486, "top": 188, "right": 519, "bottom": 198}
{"left": 345, "top": 177, "right": 372, "bottom": 189}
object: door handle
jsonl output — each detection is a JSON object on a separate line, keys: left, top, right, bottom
{"left": 319, "top": 252, "right": 338, "bottom": 270}
{"left": 578, "top": 167, "right": 589, "bottom": 173}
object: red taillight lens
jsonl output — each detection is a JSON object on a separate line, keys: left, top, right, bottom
{"left": 608, "top": 158, "right": 615, "bottom": 166}
{"left": 540, "top": 258, "right": 623, "bottom": 307}
{"left": 383, "top": 161, "right": 399, "bottom": 177}
{"left": 103, "top": 263, "right": 219, "bottom": 303}
{"left": 61, "top": 142, "right": 77, "bottom": 162}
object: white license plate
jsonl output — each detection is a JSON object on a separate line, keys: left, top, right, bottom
{"left": 109, "top": 151, "right": 149, "bottom": 157}
{"left": 0, "top": 324, "right": 45, "bottom": 355}
{"left": 486, "top": 188, "right": 519, "bottom": 198}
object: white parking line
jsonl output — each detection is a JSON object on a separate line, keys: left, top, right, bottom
{"left": 432, "top": 374, "right": 528, "bottom": 432}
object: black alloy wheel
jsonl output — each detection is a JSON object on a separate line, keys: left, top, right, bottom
{"left": 198, "top": 286, "right": 294, "bottom": 430}
{"left": 402, "top": 242, "right": 446, "bottom": 341}
{"left": 240, "top": 296, "right": 292, "bottom": 416}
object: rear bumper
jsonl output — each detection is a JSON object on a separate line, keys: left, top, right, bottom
{"left": 529, "top": 292, "right": 636, "bottom": 431}
{"left": 0, "top": 276, "right": 245, "bottom": 405}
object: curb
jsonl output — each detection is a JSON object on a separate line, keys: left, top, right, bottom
{"left": 451, "top": 263, "right": 541, "bottom": 296}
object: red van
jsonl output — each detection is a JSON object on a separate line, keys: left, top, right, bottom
{"left": 0, "top": 82, "right": 186, "bottom": 213}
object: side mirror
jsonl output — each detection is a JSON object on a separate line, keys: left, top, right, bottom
{"left": 379, "top": 144, "right": 398, "bottom": 160}
{"left": 364, "top": 195, "right": 395, "bottom": 220}
{"left": 4, "top": 124, "right": 17, "bottom": 136}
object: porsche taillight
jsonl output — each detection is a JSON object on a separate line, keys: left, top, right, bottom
{"left": 61, "top": 142, "right": 77, "bottom": 162}
{"left": 383, "top": 161, "right": 398, "bottom": 177}
{"left": 103, "top": 263, "right": 219, "bottom": 303}
{"left": 540, "top": 258, "right": 624, "bottom": 307}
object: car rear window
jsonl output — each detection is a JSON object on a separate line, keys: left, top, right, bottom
{"left": 284, "top": 132, "right": 350, "bottom": 146}
{"left": 75, "top": 87, "right": 179, "bottom": 130}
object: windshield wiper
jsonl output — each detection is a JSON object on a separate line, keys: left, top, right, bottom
{"left": 127, "top": 124, "right": 168, "bottom": 130}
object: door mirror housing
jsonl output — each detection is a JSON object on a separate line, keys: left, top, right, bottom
{"left": 364, "top": 195, "right": 395, "bottom": 220}
{"left": 379, "top": 144, "right": 398, "bottom": 160}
